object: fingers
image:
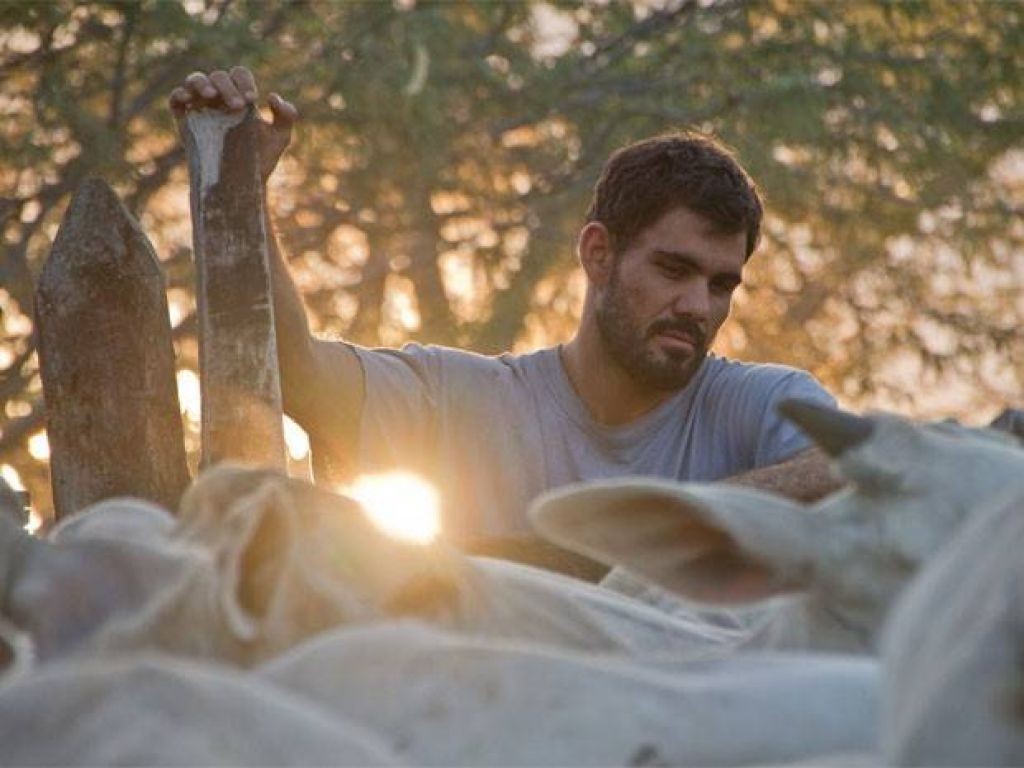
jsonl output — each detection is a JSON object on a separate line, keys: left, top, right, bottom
{"left": 167, "top": 71, "right": 213, "bottom": 119}
{"left": 168, "top": 86, "right": 192, "bottom": 119}
{"left": 267, "top": 92, "right": 299, "bottom": 130}
{"left": 209, "top": 70, "right": 244, "bottom": 109}
{"left": 230, "top": 66, "right": 258, "bottom": 102}
{"left": 185, "top": 70, "right": 218, "bottom": 101}
{"left": 168, "top": 67, "right": 260, "bottom": 118}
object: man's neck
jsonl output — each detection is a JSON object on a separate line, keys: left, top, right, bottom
{"left": 559, "top": 335, "right": 680, "bottom": 427}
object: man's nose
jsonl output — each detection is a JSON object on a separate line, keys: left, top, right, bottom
{"left": 671, "top": 279, "right": 711, "bottom": 321}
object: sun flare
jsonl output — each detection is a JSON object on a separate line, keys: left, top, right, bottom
{"left": 346, "top": 471, "right": 441, "bottom": 545}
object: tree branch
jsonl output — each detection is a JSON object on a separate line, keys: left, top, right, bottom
{"left": 108, "top": 5, "right": 138, "bottom": 129}
{"left": 0, "top": 402, "right": 44, "bottom": 455}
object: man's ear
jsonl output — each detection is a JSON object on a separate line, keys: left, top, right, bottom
{"left": 530, "top": 479, "right": 817, "bottom": 607}
{"left": 578, "top": 222, "right": 615, "bottom": 288}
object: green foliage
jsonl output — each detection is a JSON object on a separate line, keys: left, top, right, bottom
{"left": 1, "top": 0, "right": 1021, "bottom": 519}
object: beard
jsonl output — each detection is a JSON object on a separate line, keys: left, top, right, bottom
{"left": 595, "top": 276, "right": 709, "bottom": 392}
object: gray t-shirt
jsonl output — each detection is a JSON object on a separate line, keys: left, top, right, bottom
{"left": 349, "top": 344, "right": 835, "bottom": 536}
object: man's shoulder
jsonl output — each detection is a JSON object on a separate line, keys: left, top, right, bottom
{"left": 393, "top": 341, "right": 550, "bottom": 365}
{"left": 701, "top": 355, "right": 815, "bottom": 385}
{"left": 423, "top": 343, "right": 558, "bottom": 384}
{"left": 696, "top": 355, "right": 833, "bottom": 406}
{"left": 355, "top": 341, "right": 561, "bottom": 395}
{"left": 687, "top": 356, "right": 835, "bottom": 469}
{"left": 352, "top": 341, "right": 517, "bottom": 371}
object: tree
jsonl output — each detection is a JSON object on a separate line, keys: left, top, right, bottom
{"left": 1, "top": 0, "right": 1020, "bottom": 522}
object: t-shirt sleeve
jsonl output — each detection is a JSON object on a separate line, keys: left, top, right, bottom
{"left": 750, "top": 369, "right": 837, "bottom": 467}
{"left": 347, "top": 342, "right": 442, "bottom": 474}
{"left": 347, "top": 342, "right": 520, "bottom": 483}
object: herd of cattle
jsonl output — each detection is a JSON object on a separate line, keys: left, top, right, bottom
{"left": 0, "top": 400, "right": 1021, "bottom": 765}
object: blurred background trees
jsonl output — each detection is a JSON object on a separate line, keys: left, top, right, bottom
{"left": 2, "top": 0, "right": 1021, "bottom": 523}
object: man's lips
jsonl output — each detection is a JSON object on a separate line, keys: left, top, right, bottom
{"left": 647, "top": 323, "right": 705, "bottom": 353}
{"left": 655, "top": 334, "right": 695, "bottom": 352}
{"left": 656, "top": 330, "right": 698, "bottom": 345}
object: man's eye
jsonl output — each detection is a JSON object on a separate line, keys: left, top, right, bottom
{"left": 659, "top": 262, "right": 691, "bottom": 277}
{"left": 711, "top": 280, "right": 739, "bottom": 294}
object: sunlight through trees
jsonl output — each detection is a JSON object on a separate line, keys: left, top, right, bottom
{"left": 1, "top": 1, "right": 1021, "bottom": 520}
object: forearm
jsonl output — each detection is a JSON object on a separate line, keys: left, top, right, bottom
{"left": 723, "top": 447, "right": 842, "bottom": 502}
{"left": 262, "top": 197, "right": 364, "bottom": 471}
{"left": 263, "top": 201, "right": 317, "bottom": 416}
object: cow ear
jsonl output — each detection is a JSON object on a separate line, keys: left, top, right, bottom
{"left": 215, "top": 478, "right": 296, "bottom": 641}
{"left": 778, "top": 400, "right": 874, "bottom": 458}
{"left": 530, "top": 480, "right": 816, "bottom": 607}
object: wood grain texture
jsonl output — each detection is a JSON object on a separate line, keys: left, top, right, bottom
{"left": 35, "top": 178, "right": 190, "bottom": 519}
{"left": 184, "top": 107, "right": 285, "bottom": 471}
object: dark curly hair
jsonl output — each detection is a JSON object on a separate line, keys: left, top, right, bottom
{"left": 585, "top": 131, "right": 763, "bottom": 260}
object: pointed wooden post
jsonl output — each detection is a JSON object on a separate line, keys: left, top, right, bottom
{"left": 35, "top": 178, "right": 190, "bottom": 519}
{"left": 183, "top": 107, "right": 286, "bottom": 470}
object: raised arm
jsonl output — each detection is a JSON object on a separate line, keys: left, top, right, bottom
{"left": 170, "top": 67, "right": 364, "bottom": 471}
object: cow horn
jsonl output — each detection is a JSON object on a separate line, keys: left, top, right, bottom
{"left": 777, "top": 400, "right": 875, "bottom": 457}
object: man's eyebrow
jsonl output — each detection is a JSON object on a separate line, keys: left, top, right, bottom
{"left": 651, "top": 249, "right": 700, "bottom": 267}
{"left": 652, "top": 249, "right": 743, "bottom": 282}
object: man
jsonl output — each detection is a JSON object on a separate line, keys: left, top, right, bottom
{"left": 170, "top": 67, "right": 839, "bottom": 545}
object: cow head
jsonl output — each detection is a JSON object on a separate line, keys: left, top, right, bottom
{"left": 2, "top": 468, "right": 463, "bottom": 664}
{"left": 531, "top": 402, "right": 1024, "bottom": 648}
{"left": 178, "top": 466, "right": 463, "bottom": 657}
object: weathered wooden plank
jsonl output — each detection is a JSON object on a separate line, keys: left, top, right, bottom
{"left": 183, "top": 107, "right": 286, "bottom": 470}
{"left": 35, "top": 178, "right": 190, "bottom": 519}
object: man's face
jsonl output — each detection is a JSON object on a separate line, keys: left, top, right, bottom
{"left": 595, "top": 207, "right": 746, "bottom": 391}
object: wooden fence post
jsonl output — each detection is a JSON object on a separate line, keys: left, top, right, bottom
{"left": 183, "top": 107, "right": 286, "bottom": 471}
{"left": 35, "top": 178, "right": 190, "bottom": 519}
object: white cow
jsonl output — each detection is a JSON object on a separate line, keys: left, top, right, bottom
{"left": 2, "top": 404, "right": 1021, "bottom": 765}
{"left": 259, "top": 620, "right": 877, "bottom": 767}
{"left": 4, "top": 494, "right": 1019, "bottom": 765}
{"left": 880, "top": 488, "right": 1024, "bottom": 765}
{"left": 531, "top": 401, "right": 1024, "bottom": 653}
{"left": 1, "top": 466, "right": 736, "bottom": 667}
{"left": 0, "top": 501, "right": 212, "bottom": 663}
{"left": 0, "top": 473, "right": 875, "bottom": 767}
{"left": 49, "top": 496, "right": 176, "bottom": 545}
{"left": 0, "top": 653, "right": 402, "bottom": 766}
{"left": 6, "top": 403, "right": 1021, "bottom": 665}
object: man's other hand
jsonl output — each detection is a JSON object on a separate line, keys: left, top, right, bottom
{"left": 169, "top": 66, "right": 297, "bottom": 183}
